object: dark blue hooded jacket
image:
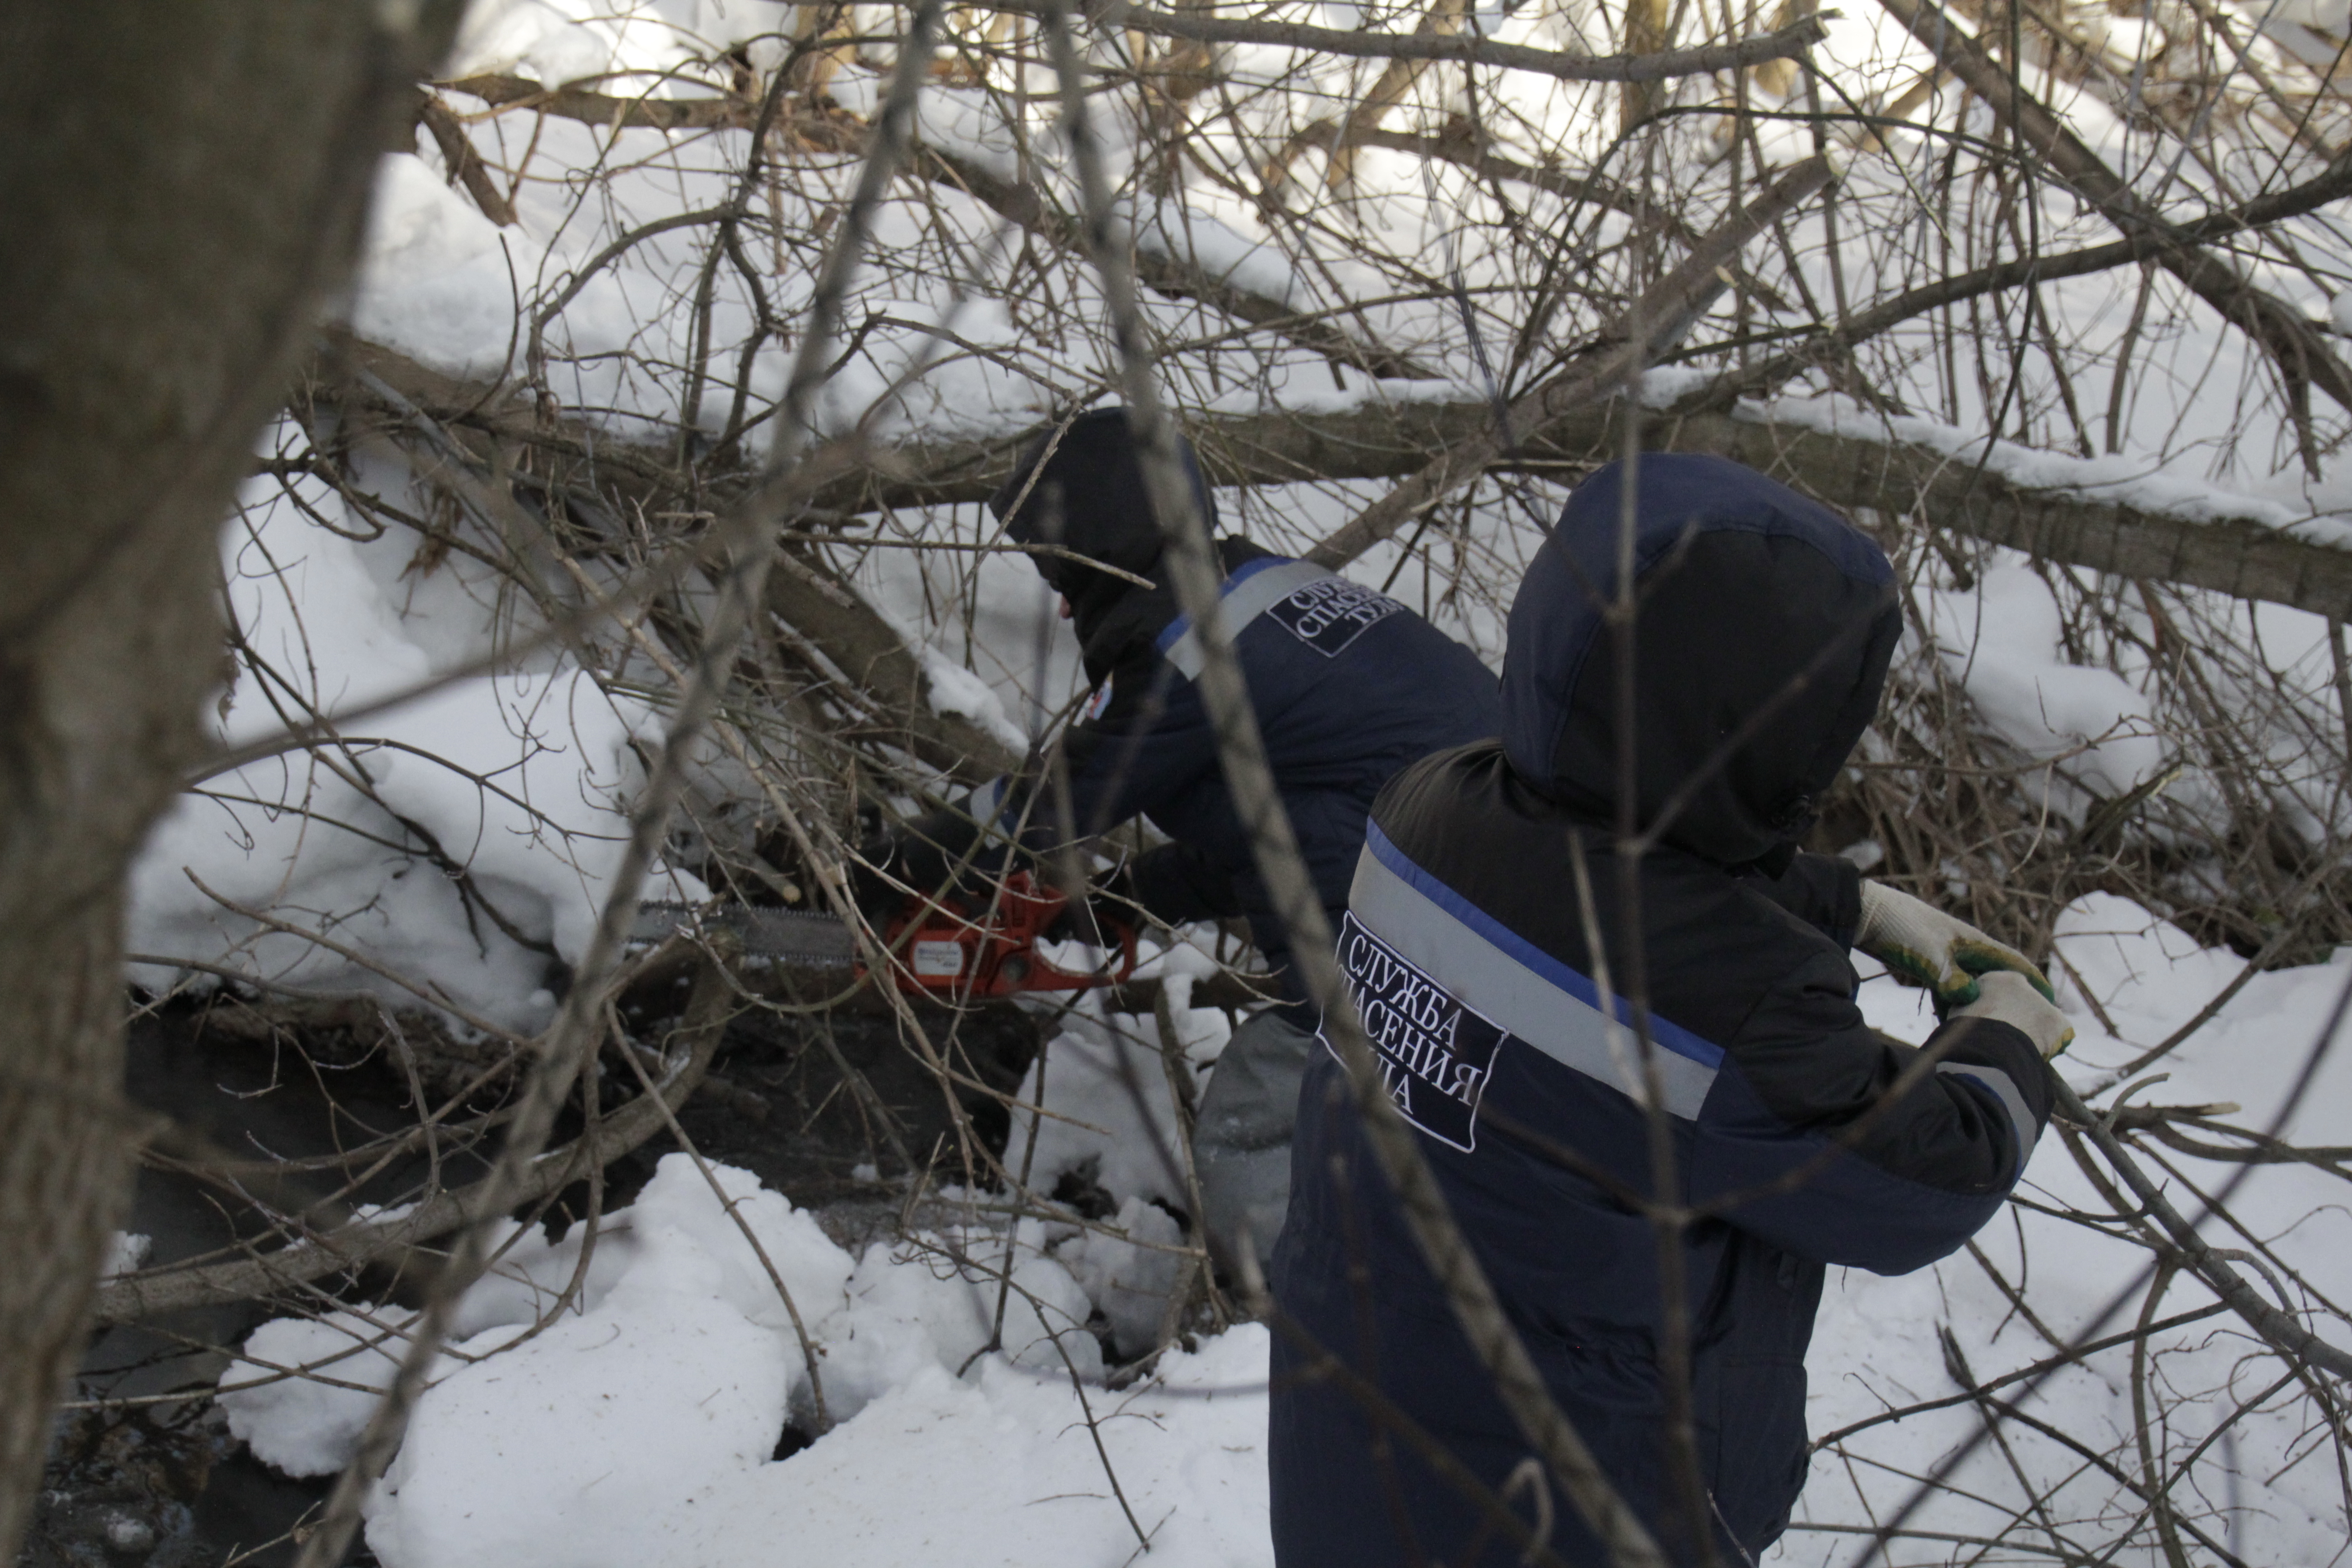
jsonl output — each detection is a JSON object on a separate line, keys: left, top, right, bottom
{"left": 1267, "top": 455, "right": 2052, "bottom": 1565}
{"left": 887, "top": 408, "right": 1503, "bottom": 1015}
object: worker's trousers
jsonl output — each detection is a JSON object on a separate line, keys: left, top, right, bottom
{"left": 1191, "top": 1008, "right": 1316, "bottom": 1279}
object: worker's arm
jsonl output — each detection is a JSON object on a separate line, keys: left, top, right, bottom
{"left": 1124, "top": 840, "right": 1245, "bottom": 925}
{"left": 1051, "top": 650, "right": 1225, "bottom": 842}
{"left": 870, "top": 646, "right": 1223, "bottom": 901}
{"left": 1690, "top": 947, "right": 2066, "bottom": 1275}
{"left": 1747, "top": 849, "right": 1863, "bottom": 948}
{"left": 1750, "top": 859, "right": 2054, "bottom": 1011}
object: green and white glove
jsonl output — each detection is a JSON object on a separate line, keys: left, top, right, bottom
{"left": 1856, "top": 879, "right": 2056, "bottom": 1009}
{"left": 1953, "top": 970, "right": 2075, "bottom": 1060}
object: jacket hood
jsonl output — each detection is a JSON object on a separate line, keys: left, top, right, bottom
{"left": 989, "top": 407, "right": 1218, "bottom": 629}
{"left": 1499, "top": 454, "right": 1899, "bottom": 867}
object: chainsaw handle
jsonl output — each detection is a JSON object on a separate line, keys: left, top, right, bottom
{"left": 869, "top": 872, "right": 1141, "bottom": 999}
{"left": 1005, "top": 916, "right": 1140, "bottom": 993}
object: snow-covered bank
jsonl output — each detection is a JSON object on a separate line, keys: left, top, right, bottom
{"left": 126, "top": 441, "right": 708, "bottom": 1034}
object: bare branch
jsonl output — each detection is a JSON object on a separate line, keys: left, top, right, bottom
{"left": 989, "top": 0, "right": 1828, "bottom": 85}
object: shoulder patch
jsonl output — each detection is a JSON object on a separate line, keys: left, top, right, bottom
{"left": 1265, "top": 576, "right": 1403, "bottom": 658}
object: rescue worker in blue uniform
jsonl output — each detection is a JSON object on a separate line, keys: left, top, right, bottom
{"left": 1267, "top": 455, "right": 2074, "bottom": 1566}
{"left": 869, "top": 407, "right": 1504, "bottom": 1269}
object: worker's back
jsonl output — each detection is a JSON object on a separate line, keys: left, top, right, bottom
{"left": 1064, "top": 534, "right": 1501, "bottom": 998}
{"left": 977, "top": 407, "right": 1502, "bottom": 1274}
{"left": 988, "top": 406, "right": 1500, "bottom": 1003}
{"left": 1268, "top": 456, "right": 2051, "bottom": 1566}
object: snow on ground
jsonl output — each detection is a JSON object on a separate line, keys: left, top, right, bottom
{"left": 222, "top": 1144, "right": 1264, "bottom": 1568}
{"left": 1810, "top": 900, "right": 2352, "bottom": 1564}
{"left": 1006, "top": 983, "right": 1232, "bottom": 1215}
{"left": 645, "top": 1328, "right": 1268, "bottom": 1568}
{"left": 1920, "top": 558, "right": 2170, "bottom": 812}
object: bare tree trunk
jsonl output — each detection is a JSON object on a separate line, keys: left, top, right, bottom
{"left": 1621, "top": 0, "right": 1674, "bottom": 128}
{"left": 0, "top": 5, "right": 455, "bottom": 1553}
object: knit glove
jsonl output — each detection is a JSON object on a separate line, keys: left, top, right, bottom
{"left": 1953, "top": 970, "right": 2075, "bottom": 1060}
{"left": 1856, "top": 880, "right": 2056, "bottom": 1009}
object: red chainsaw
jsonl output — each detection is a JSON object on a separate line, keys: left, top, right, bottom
{"left": 633, "top": 870, "right": 1138, "bottom": 1001}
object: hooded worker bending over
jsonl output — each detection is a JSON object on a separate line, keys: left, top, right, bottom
{"left": 870, "top": 407, "right": 1502, "bottom": 1269}
{"left": 1268, "top": 455, "right": 2073, "bottom": 1567}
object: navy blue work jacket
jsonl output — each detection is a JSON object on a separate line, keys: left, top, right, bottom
{"left": 1266, "top": 453, "right": 2052, "bottom": 1567}
{"left": 1270, "top": 763, "right": 2050, "bottom": 1564}
{"left": 932, "top": 539, "right": 1503, "bottom": 1016}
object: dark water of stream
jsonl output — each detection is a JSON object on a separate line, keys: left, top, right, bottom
{"left": 24, "top": 1009, "right": 490, "bottom": 1567}
{"left": 24, "top": 993, "right": 1040, "bottom": 1566}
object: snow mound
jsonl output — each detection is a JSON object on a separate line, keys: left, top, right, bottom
{"left": 352, "top": 154, "right": 519, "bottom": 381}
{"left": 650, "top": 1328, "right": 1269, "bottom": 1568}
{"left": 920, "top": 647, "right": 1028, "bottom": 749}
{"left": 1010, "top": 1003, "right": 1228, "bottom": 1212}
{"left": 1922, "top": 560, "right": 2167, "bottom": 814}
{"left": 220, "top": 1313, "right": 405, "bottom": 1479}
{"left": 216, "top": 1155, "right": 1245, "bottom": 1568}
{"left": 1058, "top": 1194, "right": 1188, "bottom": 1359}
{"left": 128, "top": 447, "right": 703, "bottom": 1031}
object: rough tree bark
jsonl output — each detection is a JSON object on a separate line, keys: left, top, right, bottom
{"left": 0, "top": 5, "right": 457, "bottom": 1553}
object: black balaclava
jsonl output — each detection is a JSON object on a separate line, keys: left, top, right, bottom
{"left": 988, "top": 407, "right": 1219, "bottom": 661}
{"left": 1498, "top": 454, "right": 1902, "bottom": 870}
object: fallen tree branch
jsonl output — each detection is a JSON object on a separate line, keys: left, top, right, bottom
{"left": 2055, "top": 1074, "right": 2352, "bottom": 1383}
{"left": 825, "top": 391, "right": 2352, "bottom": 626}
{"left": 867, "top": 394, "right": 2352, "bottom": 619}
{"left": 335, "top": 332, "right": 2352, "bottom": 721}
{"left": 1635, "top": 401, "right": 2352, "bottom": 623}
{"left": 414, "top": 88, "right": 516, "bottom": 226}
{"left": 184, "top": 989, "right": 518, "bottom": 1098}
{"left": 93, "top": 943, "right": 734, "bottom": 1324}
{"left": 439, "top": 71, "right": 754, "bottom": 131}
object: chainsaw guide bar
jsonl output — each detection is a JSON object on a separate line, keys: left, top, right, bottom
{"left": 631, "top": 901, "right": 856, "bottom": 966}
{"left": 629, "top": 872, "right": 1138, "bottom": 1000}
